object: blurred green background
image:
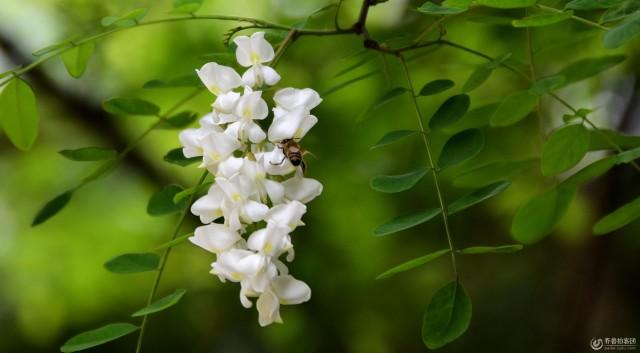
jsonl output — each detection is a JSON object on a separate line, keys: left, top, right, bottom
{"left": 1, "top": 0, "right": 639, "bottom": 352}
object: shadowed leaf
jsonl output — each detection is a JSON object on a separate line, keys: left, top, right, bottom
{"left": 370, "top": 167, "right": 430, "bottom": 193}
{"left": 60, "top": 323, "right": 139, "bottom": 352}
{"left": 132, "top": 289, "right": 187, "bottom": 317}
{"left": 374, "top": 208, "right": 442, "bottom": 236}
{"left": 422, "top": 281, "right": 472, "bottom": 349}
{"left": 376, "top": 249, "right": 450, "bottom": 279}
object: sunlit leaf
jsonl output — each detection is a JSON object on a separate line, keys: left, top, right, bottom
{"left": 593, "top": 195, "right": 640, "bottom": 234}
{"left": 152, "top": 232, "right": 192, "bottom": 251}
{"left": 448, "top": 180, "right": 511, "bottom": 215}
{"left": 376, "top": 249, "right": 450, "bottom": 279}
{"left": 419, "top": 79, "right": 455, "bottom": 96}
{"left": 589, "top": 129, "right": 640, "bottom": 151}
{"left": 101, "top": 8, "right": 148, "bottom": 28}
{"left": 103, "top": 97, "right": 159, "bottom": 116}
{"left": 374, "top": 208, "right": 442, "bottom": 236}
{"left": 418, "top": 2, "right": 467, "bottom": 14}
{"left": 438, "top": 129, "right": 485, "bottom": 169}
{"left": 489, "top": 91, "right": 538, "bottom": 127}
{"left": 429, "top": 94, "right": 470, "bottom": 130}
{"left": 59, "top": 147, "right": 117, "bottom": 161}
{"left": 458, "top": 244, "right": 523, "bottom": 254}
{"left": 132, "top": 289, "right": 187, "bottom": 317}
{"left": 541, "top": 124, "right": 591, "bottom": 176}
{"left": 32, "top": 40, "right": 71, "bottom": 56}
{"left": 603, "top": 12, "right": 640, "bottom": 48}
{"left": 370, "top": 166, "right": 430, "bottom": 193}
{"left": 104, "top": 253, "right": 160, "bottom": 273}
{"left": 0, "top": 78, "right": 39, "bottom": 151}
{"left": 171, "top": 0, "right": 203, "bottom": 14}
{"left": 512, "top": 11, "right": 574, "bottom": 27}
{"left": 422, "top": 281, "right": 472, "bottom": 349}
{"left": 528, "top": 75, "right": 566, "bottom": 96}
{"left": 566, "top": 0, "right": 624, "bottom": 10}
{"left": 557, "top": 55, "right": 626, "bottom": 86}
{"left": 476, "top": 0, "right": 536, "bottom": 8}
{"left": 616, "top": 145, "right": 640, "bottom": 163}
{"left": 163, "top": 147, "right": 200, "bottom": 166}
{"left": 452, "top": 159, "right": 536, "bottom": 188}
{"left": 61, "top": 41, "right": 94, "bottom": 78}
{"left": 32, "top": 190, "right": 73, "bottom": 226}
{"left": 157, "top": 111, "right": 198, "bottom": 129}
{"left": 60, "top": 323, "right": 139, "bottom": 352}
{"left": 147, "top": 185, "right": 188, "bottom": 216}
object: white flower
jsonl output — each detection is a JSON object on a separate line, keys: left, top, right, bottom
{"left": 259, "top": 148, "right": 296, "bottom": 176}
{"left": 190, "top": 224, "right": 242, "bottom": 254}
{"left": 268, "top": 105, "right": 318, "bottom": 142}
{"left": 242, "top": 64, "right": 281, "bottom": 87}
{"left": 191, "top": 184, "right": 225, "bottom": 224}
{"left": 247, "top": 223, "right": 292, "bottom": 258}
{"left": 273, "top": 88, "right": 322, "bottom": 114}
{"left": 178, "top": 113, "right": 223, "bottom": 158}
{"left": 267, "top": 201, "right": 307, "bottom": 231}
{"left": 199, "top": 131, "right": 242, "bottom": 172}
{"left": 216, "top": 176, "right": 269, "bottom": 230}
{"left": 282, "top": 173, "right": 323, "bottom": 204}
{"left": 234, "top": 32, "right": 275, "bottom": 67}
{"left": 196, "top": 62, "right": 242, "bottom": 95}
{"left": 212, "top": 91, "right": 241, "bottom": 115}
{"left": 221, "top": 87, "right": 269, "bottom": 143}
{"left": 211, "top": 248, "right": 264, "bottom": 282}
{"left": 256, "top": 275, "right": 311, "bottom": 327}
{"left": 240, "top": 158, "right": 285, "bottom": 204}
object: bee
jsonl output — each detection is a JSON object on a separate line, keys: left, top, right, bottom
{"left": 272, "top": 138, "right": 306, "bottom": 172}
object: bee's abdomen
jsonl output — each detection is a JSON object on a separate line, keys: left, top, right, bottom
{"left": 288, "top": 152, "right": 302, "bottom": 166}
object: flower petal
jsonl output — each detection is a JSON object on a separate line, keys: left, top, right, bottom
{"left": 196, "top": 62, "right": 242, "bottom": 95}
{"left": 250, "top": 32, "right": 275, "bottom": 64}
{"left": 272, "top": 275, "right": 311, "bottom": 305}
{"left": 190, "top": 224, "right": 241, "bottom": 253}
{"left": 282, "top": 176, "right": 323, "bottom": 204}
{"left": 257, "top": 290, "right": 282, "bottom": 326}
{"left": 274, "top": 87, "right": 322, "bottom": 111}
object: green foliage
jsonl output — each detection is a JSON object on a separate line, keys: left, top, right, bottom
{"left": 147, "top": 185, "right": 188, "bottom": 216}
{"left": 173, "top": 181, "right": 212, "bottom": 204}
{"left": 419, "top": 79, "right": 455, "bottom": 96}
{"left": 453, "top": 159, "right": 536, "bottom": 187}
{"left": 101, "top": 8, "right": 148, "bottom": 28}
{"left": 143, "top": 75, "right": 201, "bottom": 89}
{"left": 418, "top": 2, "right": 467, "bottom": 14}
{"left": 448, "top": 180, "right": 511, "bottom": 215}
{"left": 104, "top": 253, "right": 160, "bottom": 273}
{"left": 422, "top": 281, "right": 472, "bottom": 349}
{"left": 323, "top": 71, "right": 378, "bottom": 96}
{"left": 376, "top": 249, "right": 450, "bottom": 279}
{"left": 461, "top": 53, "right": 511, "bottom": 92}
{"left": 32, "top": 40, "right": 71, "bottom": 56}
{"left": 164, "top": 148, "right": 201, "bottom": 166}
{"left": 58, "top": 147, "right": 117, "bottom": 161}
{"left": 370, "top": 87, "right": 409, "bottom": 111}
{"left": 557, "top": 55, "right": 626, "bottom": 86}
{"left": 32, "top": 190, "right": 74, "bottom": 226}
{"left": 511, "top": 186, "right": 576, "bottom": 244}
{"left": 458, "top": 244, "right": 523, "bottom": 254}
{"left": 374, "top": 208, "right": 442, "bottom": 236}
{"left": 370, "top": 167, "right": 430, "bottom": 193}
{"left": 603, "top": 12, "right": 640, "bottom": 48}
{"left": 132, "top": 289, "right": 187, "bottom": 317}
{"left": 171, "top": 0, "right": 204, "bottom": 14}
{"left": 371, "top": 130, "right": 418, "bottom": 149}
{"left": 475, "top": 0, "right": 536, "bottom": 8}
{"left": 157, "top": 111, "right": 198, "bottom": 129}
{"left": 566, "top": 0, "right": 624, "bottom": 10}
{"left": 0, "top": 78, "right": 39, "bottom": 151}
{"left": 334, "top": 54, "right": 377, "bottom": 78}
{"left": 528, "top": 75, "right": 566, "bottom": 96}
{"left": 60, "top": 323, "right": 139, "bottom": 352}
{"left": 588, "top": 129, "right": 640, "bottom": 150}
{"left": 429, "top": 94, "right": 470, "bottom": 130}
{"left": 541, "top": 124, "right": 591, "bottom": 176}
{"left": 61, "top": 42, "right": 94, "bottom": 78}
{"left": 438, "top": 129, "right": 485, "bottom": 168}
{"left": 490, "top": 91, "right": 538, "bottom": 127}
{"left": 593, "top": 195, "right": 640, "bottom": 234}
{"left": 602, "top": 0, "right": 640, "bottom": 23}
{"left": 103, "top": 97, "right": 160, "bottom": 116}
{"left": 512, "top": 11, "right": 574, "bottom": 27}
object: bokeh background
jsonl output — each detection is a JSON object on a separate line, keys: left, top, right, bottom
{"left": 1, "top": 0, "right": 639, "bottom": 352}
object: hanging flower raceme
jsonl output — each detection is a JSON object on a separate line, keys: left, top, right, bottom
{"left": 180, "top": 31, "right": 323, "bottom": 326}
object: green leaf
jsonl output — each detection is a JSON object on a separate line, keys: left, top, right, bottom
{"left": 422, "top": 281, "right": 472, "bottom": 349}
{"left": 376, "top": 249, "right": 450, "bottom": 279}
{"left": 557, "top": 55, "right": 626, "bottom": 86}
{"left": 32, "top": 40, "right": 71, "bottom": 56}
{"left": 602, "top": 0, "right": 640, "bottom": 23}
{"left": 147, "top": 185, "right": 188, "bottom": 216}
{"left": 603, "top": 12, "right": 640, "bottom": 49}
{"left": 541, "top": 124, "right": 591, "bottom": 176}
{"left": 157, "top": 111, "right": 198, "bottom": 129}
{"left": 173, "top": 181, "right": 213, "bottom": 204}
{"left": 32, "top": 190, "right": 73, "bottom": 226}
{"left": 143, "top": 74, "right": 201, "bottom": 89}
{"left": 512, "top": 11, "right": 574, "bottom": 27}
{"left": 566, "top": 0, "right": 624, "bottom": 10}
{"left": 370, "top": 167, "right": 429, "bottom": 193}
{"left": 171, "top": 0, "right": 203, "bottom": 14}
{"left": 60, "top": 323, "right": 139, "bottom": 352}
{"left": 462, "top": 53, "right": 511, "bottom": 92}
{"left": 429, "top": 94, "right": 470, "bottom": 130}
{"left": 371, "top": 130, "right": 418, "bottom": 149}
{"left": 511, "top": 186, "right": 575, "bottom": 244}
{"left": 152, "top": 232, "right": 192, "bottom": 251}
{"left": 490, "top": 91, "right": 538, "bottom": 127}
{"left": 616, "top": 145, "right": 640, "bottom": 163}
{"left": 418, "top": 2, "right": 467, "bottom": 14}
{"left": 334, "top": 54, "right": 376, "bottom": 78}
{"left": 588, "top": 129, "right": 640, "bottom": 151}
{"left": 371, "top": 87, "right": 408, "bottom": 110}
{"left": 475, "top": 0, "right": 536, "bottom": 8}
{"left": 442, "top": 103, "right": 499, "bottom": 133}
{"left": 419, "top": 79, "right": 455, "bottom": 96}
{"left": 59, "top": 147, "right": 117, "bottom": 161}
{"left": 101, "top": 8, "right": 148, "bottom": 28}
{"left": 453, "top": 159, "right": 537, "bottom": 188}
{"left": 323, "top": 71, "right": 378, "bottom": 97}
{"left": 593, "top": 195, "right": 640, "bottom": 234}
{"left": 104, "top": 253, "right": 160, "bottom": 273}
{"left": 374, "top": 208, "right": 442, "bottom": 236}
{"left": 61, "top": 42, "right": 94, "bottom": 78}
{"left": 448, "top": 180, "right": 511, "bottom": 215}
{"left": 0, "top": 78, "right": 39, "bottom": 151}
{"left": 563, "top": 155, "right": 617, "bottom": 187}
{"left": 438, "top": 129, "right": 485, "bottom": 169}
{"left": 102, "top": 97, "right": 159, "bottom": 116}
{"left": 163, "top": 147, "right": 200, "bottom": 166}
{"left": 528, "top": 75, "right": 566, "bottom": 96}
{"left": 458, "top": 244, "right": 523, "bottom": 254}
{"left": 132, "top": 289, "right": 187, "bottom": 317}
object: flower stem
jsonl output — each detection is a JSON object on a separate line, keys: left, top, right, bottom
{"left": 134, "top": 170, "right": 208, "bottom": 353}
{"left": 398, "top": 54, "right": 458, "bottom": 279}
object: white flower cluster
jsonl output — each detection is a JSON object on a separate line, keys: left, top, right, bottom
{"left": 179, "top": 32, "right": 323, "bottom": 326}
